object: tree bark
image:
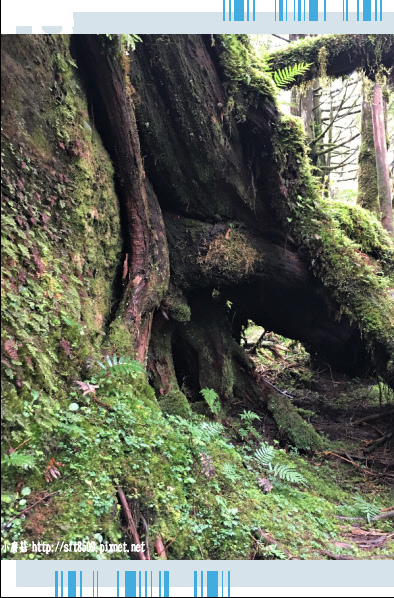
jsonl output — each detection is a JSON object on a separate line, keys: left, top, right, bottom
{"left": 358, "top": 78, "right": 380, "bottom": 215}
{"left": 371, "top": 82, "right": 393, "bottom": 235}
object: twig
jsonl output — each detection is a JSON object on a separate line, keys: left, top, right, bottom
{"left": 2, "top": 491, "right": 59, "bottom": 528}
{"left": 164, "top": 527, "right": 181, "bottom": 553}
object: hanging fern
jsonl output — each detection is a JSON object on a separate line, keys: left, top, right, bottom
{"left": 273, "top": 62, "right": 312, "bottom": 88}
{"left": 97, "top": 355, "right": 145, "bottom": 379}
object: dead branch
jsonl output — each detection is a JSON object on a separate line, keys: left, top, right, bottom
{"left": 335, "top": 510, "right": 394, "bottom": 522}
{"left": 363, "top": 432, "right": 393, "bottom": 455}
{"left": 117, "top": 486, "right": 147, "bottom": 560}
{"left": 353, "top": 409, "right": 394, "bottom": 426}
{"left": 320, "top": 550, "right": 355, "bottom": 560}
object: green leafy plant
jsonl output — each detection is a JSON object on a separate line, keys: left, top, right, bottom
{"left": 353, "top": 494, "right": 381, "bottom": 523}
{"left": 97, "top": 355, "right": 145, "bottom": 380}
{"left": 273, "top": 62, "right": 312, "bottom": 88}
{"left": 222, "top": 462, "right": 240, "bottom": 484}
{"left": 200, "top": 388, "right": 221, "bottom": 416}
{"left": 254, "top": 443, "right": 275, "bottom": 467}
{"left": 199, "top": 422, "right": 224, "bottom": 439}
{"left": 105, "top": 34, "right": 142, "bottom": 53}
{"left": 2, "top": 452, "right": 36, "bottom": 471}
{"left": 254, "top": 442, "right": 307, "bottom": 486}
{"left": 240, "top": 410, "right": 260, "bottom": 424}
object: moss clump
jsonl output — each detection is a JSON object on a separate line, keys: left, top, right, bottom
{"left": 197, "top": 230, "right": 258, "bottom": 282}
{"left": 167, "top": 293, "right": 191, "bottom": 323}
{"left": 159, "top": 389, "right": 192, "bottom": 418}
{"left": 268, "top": 395, "right": 324, "bottom": 451}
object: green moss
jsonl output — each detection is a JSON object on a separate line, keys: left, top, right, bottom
{"left": 217, "top": 34, "right": 277, "bottom": 119}
{"left": 159, "top": 389, "right": 192, "bottom": 418}
{"left": 270, "top": 113, "right": 394, "bottom": 384}
{"left": 268, "top": 395, "right": 324, "bottom": 451}
{"left": 269, "top": 34, "right": 394, "bottom": 87}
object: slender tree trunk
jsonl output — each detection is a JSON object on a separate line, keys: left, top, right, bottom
{"left": 372, "top": 82, "right": 393, "bottom": 235}
{"left": 358, "top": 78, "right": 380, "bottom": 214}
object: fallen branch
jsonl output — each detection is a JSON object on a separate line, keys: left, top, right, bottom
{"left": 117, "top": 486, "right": 147, "bottom": 560}
{"left": 363, "top": 432, "right": 393, "bottom": 455}
{"left": 335, "top": 510, "right": 394, "bottom": 522}
{"left": 2, "top": 491, "right": 59, "bottom": 528}
{"left": 319, "top": 550, "right": 355, "bottom": 560}
{"left": 353, "top": 409, "right": 394, "bottom": 426}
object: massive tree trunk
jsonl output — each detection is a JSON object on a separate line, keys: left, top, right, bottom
{"left": 2, "top": 34, "right": 394, "bottom": 453}
{"left": 75, "top": 35, "right": 393, "bottom": 390}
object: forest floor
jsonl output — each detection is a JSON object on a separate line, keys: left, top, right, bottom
{"left": 236, "top": 323, "right": 394, "bottom": 560}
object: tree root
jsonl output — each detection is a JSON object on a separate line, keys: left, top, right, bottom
{"left": 155, "top": 535, "right": 167, "bottom": 559}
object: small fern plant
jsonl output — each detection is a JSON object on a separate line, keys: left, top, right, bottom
{"left": 200, "top": 388, "right": 221, "bottom": 416}
{"left": 273, "top": 62, "right": 312, "bottom": 88}
{"left": 353, "top": 494, "right": 381, "bottom": 523}
{"left": 97, "top": 355, "right": 145, "bottom": 380}
{"left": 199, "top": 421, "right": 224, "bottom": 439}
{"left": 254, "top": 442, "right": 307, "bottom": 486}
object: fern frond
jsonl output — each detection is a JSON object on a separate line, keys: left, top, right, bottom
{"left": 98, "top": 355, "right": 145, "bottom": 378}
{"left": 272, "top": 463, "right": 307, "bottom": 486}
{"left": 222, "top": 462, "right": 240, "bottom": 483}
{"left": 2, "top": 452, "right": 36, "bottom": 470}
{"left": 254, "top": 443, "right": 275, "bottom": 468}
{"left": 200, "top": 422, "right": 224, "bottom": 439}
{"left": 273, "top": 62, "right": 312, "bottom": 88}
{"left": 353, "top": 494, "right": 381, "bottom": 523}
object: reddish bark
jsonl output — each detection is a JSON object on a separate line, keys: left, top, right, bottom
{"left": 154, "top": 536, "right": 167, "bottom": 559}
